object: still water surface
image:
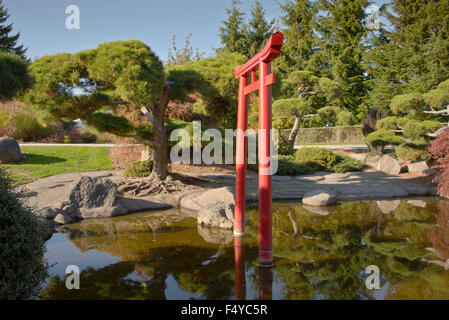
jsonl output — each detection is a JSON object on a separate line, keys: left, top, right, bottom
{"left": 41, "top": 197, "right": 449, "bottom": 299}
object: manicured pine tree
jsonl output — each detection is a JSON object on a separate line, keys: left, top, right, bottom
{"left": 246, "top": 1, "right": 275, "bottom": 57}
{"left": 218, "top": 0, "right": 248, "bottom": 56}
{"left": 0, "top": 0, "right": 26, "bottom": 58}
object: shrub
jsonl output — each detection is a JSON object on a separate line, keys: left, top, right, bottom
{"left": 295, "top": 147, "right": 339, "bottom": 171}
{"left": 277, "top": 134, "right": 295, "bottom": 156}
{"left": 365, "top": 129, "right": 404, "bottom": 153}
{"left": 428, "top": 130, "right": 449, "bottom": 198}
{"left": 332, "top": 155, "right": 365, "bottom": 173}
{"left": 0, "top": 168, "right": 48, "bottom": 299}
{"left": 81, "top": 131, "right": 98, "bottom": 143}
{"left": 396, "top": 141, "right": 430, "bottom": 162}
{"left": 247, "top": 155, "right": 315, "bottom": 176}
{"left": 6, "top": 111, "right": 49, "bottom": 142}
{"left": 123, "top": 160, "right": 153, "bottom": 177}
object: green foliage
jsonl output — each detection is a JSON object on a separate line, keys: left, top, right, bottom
{"left": 396, "top": 142, "right": 430, "bottom": 162}
{"left": 277, "top": 134, "right": 295, "bottom": 155}
{"left": 365, "top": 0, "right": 449, "bottom": 110}
{"left": 81, "top": 131, "right": 97, "bottom": 143}
{"left": 0, "top": 51, "right": 30, "bottom": 101}
{"left": 0, "top": 0, "right": 26, "bottom": 58}
{"left": 0, "top": 167, "right": 48, "bottom": 299}
{"left": 246, "top": 0, "right": 275, "bottom": 57}
{"left": 5, "top": 109, "right": 48, "bottom": 141}
{"left": 332, "top": 156, "right": 364, "bottom": 173}
{"left": 365, "top": 129, "right": 404, "bottom": 153}
{"left": 89, "top": 112, "right": 134, "bottom": 136}
{"left": 403, "top": 120, "right": 443, "bottom": 140}
{"left": 390, "top": 93, "right": 425, "bottom": 114}
{"left": 247, "top": 155, "right": 315, "bottom": 176}
{"left": 218, "top": 0, "right": 248, "bottom": 56}
{"left": 167, "top": 51, "right": 247, "bottom": 127}
{"left": 423, "top": 79, "right": 449, "bottom": 108}
{"left": 123, "top": 160, "right": 153, "bottom": 178}
{"left": 294, "top": 147, "right": 338, "bottom": 171}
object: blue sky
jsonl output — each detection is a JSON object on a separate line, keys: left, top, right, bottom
{"left": 4, "top": 0, "right": 389, "bottom": 62}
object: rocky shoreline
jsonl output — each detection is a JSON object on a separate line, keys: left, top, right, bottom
{"left": 21, "top": 167, "right": 438, "bottom": 239}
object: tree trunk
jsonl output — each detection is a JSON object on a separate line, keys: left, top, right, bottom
{"left": 288, "top": 113, "right": 301, "bottom": 145}
{"left": 150, "top": 111, "right": 168, "bottom": 180}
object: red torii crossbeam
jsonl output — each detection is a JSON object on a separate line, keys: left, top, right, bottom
{"left": 234, "top": 32, "right": 283, "bottom": 266}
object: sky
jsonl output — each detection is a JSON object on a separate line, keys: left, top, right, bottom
{"left": 3, "top": 0, "right": 389, "bottom": 62}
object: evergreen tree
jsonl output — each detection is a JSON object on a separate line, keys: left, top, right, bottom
{"left": 0, "top": 0, "right": 26, "bottom": 58}
{"left": 246, "top": 1, "right": 275, "bottom": 57}
{"left": 218, "top": 0, "right": 248, "bottom": 56}
{"left": 278, "top": 0, "right": 318, "bottom": 71}
{"left": 317, "top": 0, "right": 369, "bottom": 115}
{"left": 365, "top": 0, "right": 449, "bottom": 111}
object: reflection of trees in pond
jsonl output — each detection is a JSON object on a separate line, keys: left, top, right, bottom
{"left": 427, "top": 199, "right": 449, "bottom": 260}
{"left": 43, "top": 211, "right": 241, "bottom": 299}
{"left": 42, "top": 198, "right": 449, "bottom": 300}
{"left": 252, "top": 199, "right": 449, "bottom": 299}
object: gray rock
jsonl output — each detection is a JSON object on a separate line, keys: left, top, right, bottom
{"left": 37, "top": 207, "right": 60, "bottom": 219}
{"left": 197, "top": 201, "right": 234, "bottom": 229}
{"left": 180, "top": 186, "right": 235, "bottom": 212}
{"left": 68, "top": 176, "right": 117, "bottom": 209}
{"left": 407, "top": 200, "right": 427, "bottom": 208}
{"left": 377, "top": 200, "right": 400, "bottom": 214}
{"left": 78, "top": 205, "right": 128, "bottom": 219}
{"left": 422, "top": 168, "right": 437, "bottom": 175}
{"left": 54, "top": 214, "right": 74, "bottom": 225}
{"left": 302, "top": 190, "right": 337, "bottom": 206}
{"left": 377, "top": 155, "right": 401, "bottom": 175}
{"left": 197, "top": 224, "right": 233, "bottom": 244}
{"left": 0, "top": 137, "right": 22, "bottom": 163}
{"left": 407, "top": 161, "right": 429, "bottom": 174}
{"left": 365, "top": 155, "right": 381, "bottom": 168}
{"left": 302, "top": 205, "right": 331, "bottom": 216}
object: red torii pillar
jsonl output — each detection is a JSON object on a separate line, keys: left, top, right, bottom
{"left": 234, "top": 32, "right": 283, "bottom": 266}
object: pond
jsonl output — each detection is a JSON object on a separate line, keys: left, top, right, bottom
{"left": 40, "top": 197, "right": 449, "bottom": 300}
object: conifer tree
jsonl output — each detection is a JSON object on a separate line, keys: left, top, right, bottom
{"left": 218, "top": 0, "right": 248, "bottom": 56}
{"left": 0, "top": 0, "right": 26, "bottom": 59}
{"left": 246, "top": 1, "right": 275, "bottom": 57}
{"left": 278, "top": 0, "right": 318, "bottom": 71}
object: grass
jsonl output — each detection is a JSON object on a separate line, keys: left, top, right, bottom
{"left": 301, "top": 142, "right": 365, "bottom": 146}
{"left": 0, "top": 146, "right": 114, "bottom": 185}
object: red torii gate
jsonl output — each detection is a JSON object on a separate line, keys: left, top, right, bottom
{"left": 233, "top": 32, "right": 283, "bottom": 266}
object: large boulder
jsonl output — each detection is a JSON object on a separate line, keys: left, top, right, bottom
{"left": 377, "top": 155, "right": 401, "bottom": 175}
{"left": 197, "top": 201, "right": 234, "bottom": 229}
{"left": 0, "top": 137, "right": 22, "bottom": 163}
{"left": 407, "top": 161, "right": 436, "bottom": 175}
{"left": 68, "top": 176, "right": 117, "bottom": 208}
{"left": 302, "top": 189, "right": 337, "bottom": 206}
{"left": 180, "top": 186, "right": 235, "bottom": 211}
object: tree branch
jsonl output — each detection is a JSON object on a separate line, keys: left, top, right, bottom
{"left": 140, "top": 106, "right": 154, "bottom": 123}
{"left": 124, "top": 135, "right": 159, "bottom": 147}
{"left": 422, "top": 106, "right": 449, "bottom": 115}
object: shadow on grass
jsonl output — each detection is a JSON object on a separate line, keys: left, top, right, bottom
{"left": 24, "top": 153, "right": 66, "bottom": 165}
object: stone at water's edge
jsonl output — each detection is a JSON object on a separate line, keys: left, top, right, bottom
{"left": 0, "top": 137, "right": 22, "bottom": 163}
{"left": 302, "top": 190, "right": 337, "bottom": 206}
{"left": 180, "top": 186, "right": 235, "bottom": 212}
{"left": 197, "top": 201, "right": 234, "bottom": 229}
{"left": 377, "top": 200, "right": 400, "bottom": 214}
{"left": 377, "top": 155, "right": 401, "bottom": 175}
{"left": 68, "top": 176, "right": 117, "bottom": 208}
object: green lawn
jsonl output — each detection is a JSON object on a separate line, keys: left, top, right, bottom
{"left": 302, "top": 142, "right": 365, "bottom": 146}
{"left": 1, "top": 146, "right": 114, "bottom": 185}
